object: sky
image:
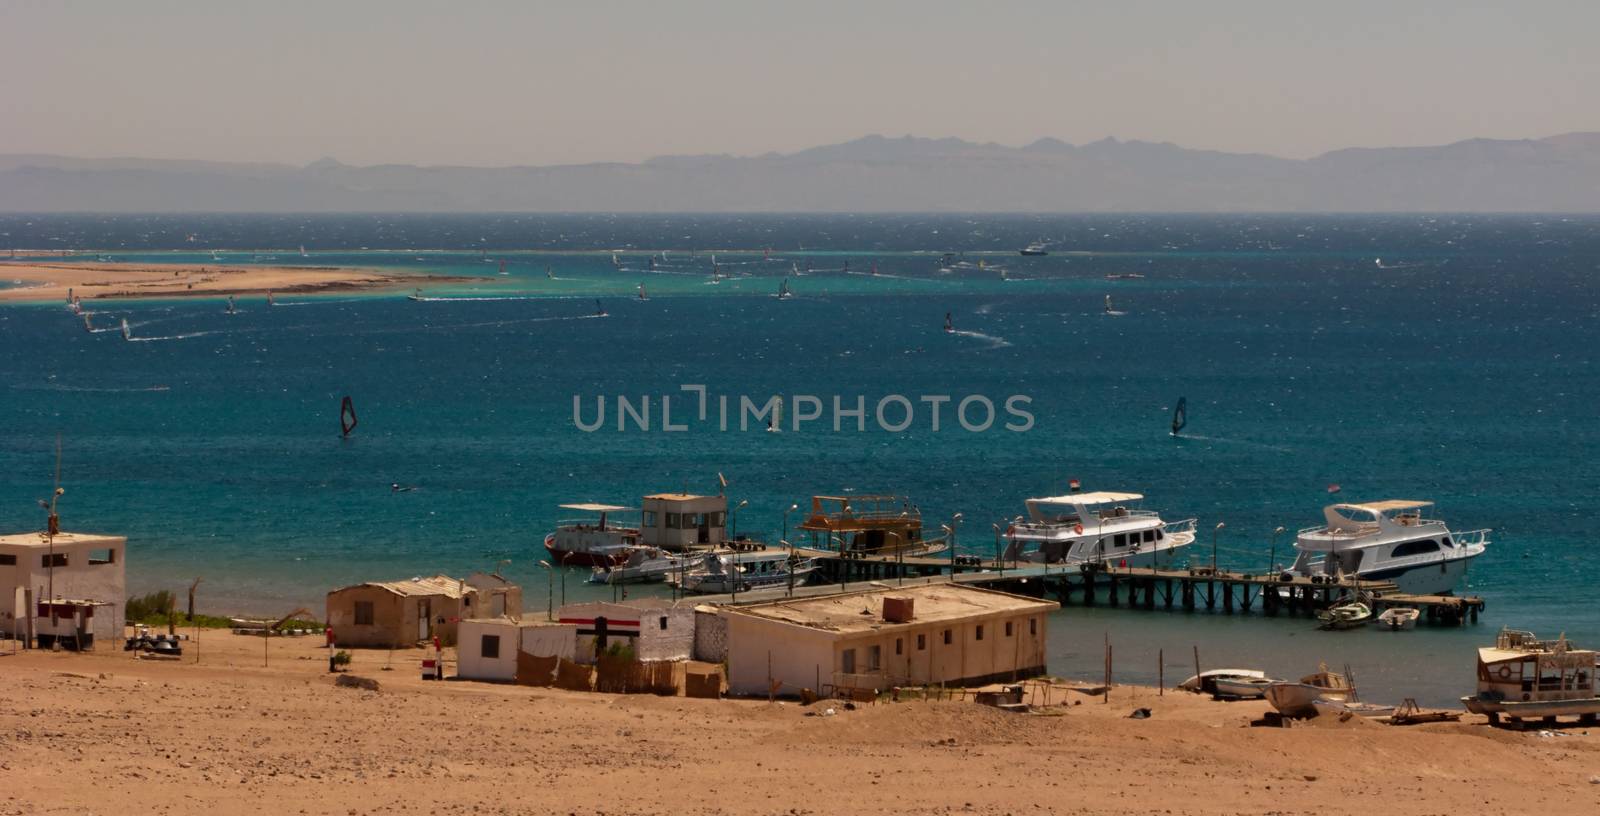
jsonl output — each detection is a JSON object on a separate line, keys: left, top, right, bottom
{"left": 3, "top": 1, "right": 1597, "bottom": 167}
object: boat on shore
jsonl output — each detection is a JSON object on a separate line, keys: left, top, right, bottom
{"left": 1312, "top": 699, "right": 1395, "bottom": 719}
{"left": 1178, "top": 669, "right": 1266, "bottom": 695}
{"left": 1265, "top": 667, "right": 1354, "bottom": 717}
{"left": 1285, "top": 500, "right": 1488, "bottom": 595}
{"left": 1461, "top": 629, "right": 1600, "bottom": 727}
{"left": 1215, "top": 676, "right": 1277, "bottom": 699}
{"left": 1002, "top": 490, "right": 1195, "bottom": 568}
{"left": 543, "top": 503, "right": 640, "bottom": 567}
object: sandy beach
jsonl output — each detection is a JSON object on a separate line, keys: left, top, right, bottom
{"left": 3, "top": 631, "right": 1596, "bottom": 815}
{"left": 0, "top": 261, "right": 472, "bottom": 303}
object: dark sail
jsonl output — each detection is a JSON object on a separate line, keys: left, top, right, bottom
{"left": 340, "top": 396, "right": 358, "bottom": 437}
{"left": 1171, "top": 397, "right": 1187, "bottom": 436}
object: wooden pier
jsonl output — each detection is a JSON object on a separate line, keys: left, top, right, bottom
{"left": 778, "top": 547, "right": 1484, "bottom": 626}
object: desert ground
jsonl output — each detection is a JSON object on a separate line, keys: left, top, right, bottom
{"left": 0, "top": 261, "right": 468, "bottom": 303}
{"left": 2, "top": 630, "right": 1597, "bottom": 816}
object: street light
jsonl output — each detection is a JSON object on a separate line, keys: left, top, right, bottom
{"left": 731, "top": 499, "right": 748, "bottom": 541}
{"left": 1269, "top": 526, "right": 1285, "bottom": 575}
{"left": 1212, "top": 522, "right": 1226, "bottom": 574}
{"left": 783, "top": 539, "right": 795, "bottom": 596}
{"left": 782, "top": 503, "right": 799, "bottom": 545}
{"left": 537, "top": 560, "right": 553, "bottom": 621}
{"left": 992, "top": 523, "right": 1004, "bottom": 578}
{"left": 559, "top": 551, "right": 572, "bottom": 606}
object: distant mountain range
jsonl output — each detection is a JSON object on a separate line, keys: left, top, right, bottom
{"left": 5, "top": 132, "right": 1600, "bottom": 212}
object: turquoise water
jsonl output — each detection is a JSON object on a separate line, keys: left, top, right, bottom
{"left": 2, "top": 214, "right": 1597, "bottom": 705}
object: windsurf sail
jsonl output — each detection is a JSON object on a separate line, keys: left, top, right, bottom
{"left": 120, "top": 318, "right": 131, "bottom": 341}
{"left": 594, "top": 299, "right": 607, "bottom": 316}
{"left": 267, "top": 290, "right": 275, "bottom": 306}
{"left": 944, "top": 312, "right": 953, "bottom": 333}
{"left": 340, "top": 396, "right": 358, "bottom": 437}
{"left": 1171, "top": 396, "right": 1187, "bottom": 436}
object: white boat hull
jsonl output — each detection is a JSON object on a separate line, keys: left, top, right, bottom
{"left": 1265, "top": 682, "right": 1351, "bottom": 717}
{"left": 1360, "top": 555, "right": 1476, "bottom": 595}
{"left": 1214, "top": 677, "right": 1276, "bottom": 699}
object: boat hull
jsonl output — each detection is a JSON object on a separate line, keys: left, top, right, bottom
{"left": 1462, "top": 695, "right": 1600, "bottom": 721}
{"left": 1358, "top": 554, "right": 1476, "bottom": 595}
{"left": 1214, "top": 677, "right": 1275, "bottom": 699}
{"left": 543, "top": 535, "right": 627, "bottom": 568}
{"left": 1265, "top": 682, "right": 1351, "bottom": 717}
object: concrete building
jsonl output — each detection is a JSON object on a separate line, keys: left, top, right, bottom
{"left": 557, "top": 599, "right": 697, "bottom": 663}
{"left": 720, "top": 584, "right": 1058, "bottom": 697}
{"left": 1, "top": 531, "right": 126, "bottom": 641}
{"left": 456, "top": 618, "right": 576, "bottom": 682}
{"left": 326, "top": 574, "right": 522, "bottom": 648}
{"left": 640, "top": 493, "right": 728, "bottom": 550}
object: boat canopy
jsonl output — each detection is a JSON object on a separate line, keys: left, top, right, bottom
{"left": 1337, "top": 500, "right": 1433, "bottom": 514}
{"left": 559, "top": 503, "right": 631, "bottom": 513}
{"left": 1030, "top": 491, "right": 1143, "bottom": 507}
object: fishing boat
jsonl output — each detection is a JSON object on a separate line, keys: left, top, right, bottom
{"left": 1002, "top": 491, "right": 1195, "bottom": 568}
{"left": 797, "top": 495, "right": 952, "bottom": 558}
{"left": 588, "top": 546, "right": 712, "bottom": 585}
{"left": 1215, "top": 676, "right": 1278, "bottom": 699}
{"left": 1312, "top": 699, "right": 1395, "bottom": 719}
{"left": 1375, "top": 607, "right": 1420, "bottom": 630}
{"left": 1461, "top": 629, "right": 1600, "bottom": 727}
{"left": 1264, "top": 667, "right": 1354, "bottom": 717}
{"left": 1178, "top": 669, "right": 1266, "bottom": 695}
{"left": 673, "top": 550, "right": 816, "bottom": 594}
{"left": 1316, "top": 600, "right": 1373, "bottom": 630}
{"left": 542, "top": 503, "right": 640, "bottom": 567}
{"left": 1019, "top": 243, "right": 1049, "bottom": 256}
{"left": 1285, "top": 500, "right": 1489, "bottom": 595}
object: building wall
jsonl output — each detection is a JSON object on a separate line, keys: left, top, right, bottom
{"left": 457, "top": 619, "right": 520, "bottom": 681}
{"left": 559, "top": 601, "right": 692, "bottom": 662}
{"left": 693, "top": 609, "right": 727, "bottom": 662}
{"left": 520, "top": 624, "right": 576, "bottom": 661}
{"left": 327, "top": 588, "right": 468, "bottom": 648}
{"left": 0, "top": 536, "right": 126, "bottom": 638}
{"left": 724, "top": 613, "right": 836, "bottom": 697}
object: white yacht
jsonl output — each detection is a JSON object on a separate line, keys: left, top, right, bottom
{"left": 1001, "top": 491, "right": 1196, "bottom": 568}
{"left": 587, "top": 546, "right": 712, "bottom": 586}
{"left": 671, "top": 550, "right": 816, "bottom": 594}
{"left": 1286, "top": 500, "right": 1488, "bottom": 595}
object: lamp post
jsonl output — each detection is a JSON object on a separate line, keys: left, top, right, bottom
{"left": 1269, "top": 525, "right": 1285, "bottom": 575}
{"left": 833, "top": 535, "right": 848, "bottom": 591}
{"left": 559, "top": 552, "right": 572, "bottom": 606}
{"left": 1212, "top": 522, "right": 1225, "bottom": 574}
{"left": 730, "top": 499, "right": 748, "bottom": 542}
{"left": 782, "top": 503, "right": 798, "bottom": 546}
{"left": 538, "top": 560, "right": 553, "bottom": 621}
{"left": 992, "top": 523, "right": 1003, "bottom": 579}
{"left": 783, "top": 539, "right": 795, "bottom": 596}
{"left": 949, "top": 513, "right": 964, "bottom": 578}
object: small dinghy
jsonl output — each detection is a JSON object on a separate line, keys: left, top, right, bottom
{"left": 1312, "top": 699, "right": 1394, "bottom": 719}
{"left": 1375, "top": 607, "right": 1419, "bottom": 630}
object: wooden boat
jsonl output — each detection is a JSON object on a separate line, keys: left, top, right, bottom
{"left": 1461, "top": 628, "right": 1600, "bottom": 727}
{"left": 1375, "top": 607, "right": 1420, "bottom": 630}
{"left": 1177, "top": 668, "right": 1265, "bottom": 693}
{"left": 1316, "top": 600, "right": 1373, "bottom": 630}
{"left": 1313, "top": 699, "right": 1395, "bottom": 719}
{"left": 1214, "top": 676, "right": 1277, "bottom": 699}
{"left": 1265, "top": 667, "right": 1353, "bottom": 717}
{"left": 797, "top": 495, "right": 951, "bottom": 558}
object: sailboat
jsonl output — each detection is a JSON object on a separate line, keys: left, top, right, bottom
{"left": 267, "top": 290, "right": 275, "bottom": 307}
{"left": 120, "top": 318, "right": 131, "bottom": 341}
{"left": 612, "top": 253, "right": 621, "bottom": 268}
{"left": 82, "top": 313, "right": 94, "bottom": 333}
{"left": 1171, "top": 397, "right": 1187, "bottom": 437}
{"left": 944, "top": 312, "right": 954, "bottom": 333}
{"left": 594, "top": 299, "right": 607, "bottom": 317}
{"left": 340, "top": 396, "right": 359, "bottom": 438}
{"left": 498, "top": 260, "right": 507, "bottom": 276}
{"left": 300, "top": 245, "right": 307, "bottom": 257}
{"left": 767, "top": 398, "right": 783, "bottom": 433}
{"left": 1104, "top": 295, "right": 1126, "bottom": 317}
{"left": 408, "top": 288, "right": 424, "bottom": 301}
{"left": 777, "top": 278, "right": 793, "bottom": 300}
{"left": 225, "top": 295, "right": 236, "bottom": 315}
{"left": 764, "top": 247, "right": 772, "bottom": 261}
{"left": 638, "top": 283, "right": 648, "bottom": 301}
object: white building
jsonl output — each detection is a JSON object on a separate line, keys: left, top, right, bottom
{"left": 1, "top": 531, "right": 126, "bottom": 643}
{"left": 557, "top": 599, "right": 697, "bottom": 663}
{"left": 457, "top": 618, "right": 577, "bottom": 682}
{"left": 719, "top": 583, "right": 1057, "bottom": 698}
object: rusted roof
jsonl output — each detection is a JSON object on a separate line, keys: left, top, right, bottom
{"left": 331, "top": 574, "right": 466, "bottom": 599}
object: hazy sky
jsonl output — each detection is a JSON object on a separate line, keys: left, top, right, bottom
{"left": 4, "top": 1, "right": 1597, "bottom": 167}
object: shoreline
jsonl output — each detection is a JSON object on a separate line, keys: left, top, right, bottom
{"left": 4, "top": 629, "right": 1597, "bottom": 815}
{"left": 0, "top": 261, "right": 483, "bottom": 303}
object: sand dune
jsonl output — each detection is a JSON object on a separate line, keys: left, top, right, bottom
{"left": 0, "top": 262, "right": 474, "bottom": 303}
{"left": 3, "top": 631, "right": 1597, "bottom": 814}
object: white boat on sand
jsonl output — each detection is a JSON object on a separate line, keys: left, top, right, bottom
{"left": 1313, "top": 699, "right": 1395, "bottom": 719}
{"left": 1461, "top": 629, "right": 1600, "bottom": 727}
{"left": 1178, "top": 669, "right": 1265, "bottom": 694}
{"left": 1265, "top": 667, "right": 1353, "bottom": 717}
{"left": 1215, "top": 676, "right": 1278, "bottom": 699}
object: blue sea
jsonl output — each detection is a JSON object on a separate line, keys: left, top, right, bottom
{"left": 3, "top": 213, "right": 1597, "bottom": 706}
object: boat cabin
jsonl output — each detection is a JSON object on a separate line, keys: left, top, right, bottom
{"left": 1468, "top": 629, "right": 1597, "bottom": 720}
{"left": 1004, "top": 491, "right": 1194, "bottom": 566}
{"left": 798, "top": 495, "right": 935, "bottom": 556}
{"left": 640, "top": 493, "right": 727, "bottom": 551}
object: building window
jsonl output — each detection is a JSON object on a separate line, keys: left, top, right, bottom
{"left": 481, "top": 634, "right": 501, "bottom": 659}
{"left": 1029, "top": 618, "right": 1037, "bottom": 636}
{"left": 0, "top": 554, "right": 15, "bottom": 566}
{"left": 867, "top": 645, "right": 881, "bottom": 671}
{"left": 87, "top": 548, "right": 117, "bottom": 565}
{"left": 976, "top": 625, "right": 984, "bottom": 641}
{"left": 710, "top": 512, "right": 726, "bottom": 527}
{"left": 642, "top": 511, "right": 658, "bottom": 527}
{"left": 354, "top": 601, "right": 375, "bottom": 626}
{"left": 841, "top": 648, "right": 856, "bottom": 674}
{"left": 895, "top": 637, "right": 903, "bottom": 656}
{"left": 659, "top": 616, "right": 668, "bottom": 630}
{"left": 942, "top": 629, "right": 952, "bottom": 645}
{"left": 41, "top": 553, "right": 67, "bottom": 568}
{"left": 916, "top": 634, "right": 926, "bottom": 650}
{"left": 666, "top": 512, "right": 682, "bottom": 529}
{"left": 1005, "top": 621, "right": 1014, "bottom": 637}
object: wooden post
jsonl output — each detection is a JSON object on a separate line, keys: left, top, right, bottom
{"left": 1103, "top": 633, "right": 1111, "bottom": 704}
{"left": 1158, "top": 648, "right": 1164, "bottom": 696}
{"left": 1192, "top": 645, "right": 1201, "bottom": 683}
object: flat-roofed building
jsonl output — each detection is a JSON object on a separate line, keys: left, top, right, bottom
{"left": 640, "top": 493, "right": 728, "bottom": 550}
{"left": 1, "top": 530, "right": 126, "bottom": 641}
{"left": 719, "top": 583, "right": 1057, "bottom": 697}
